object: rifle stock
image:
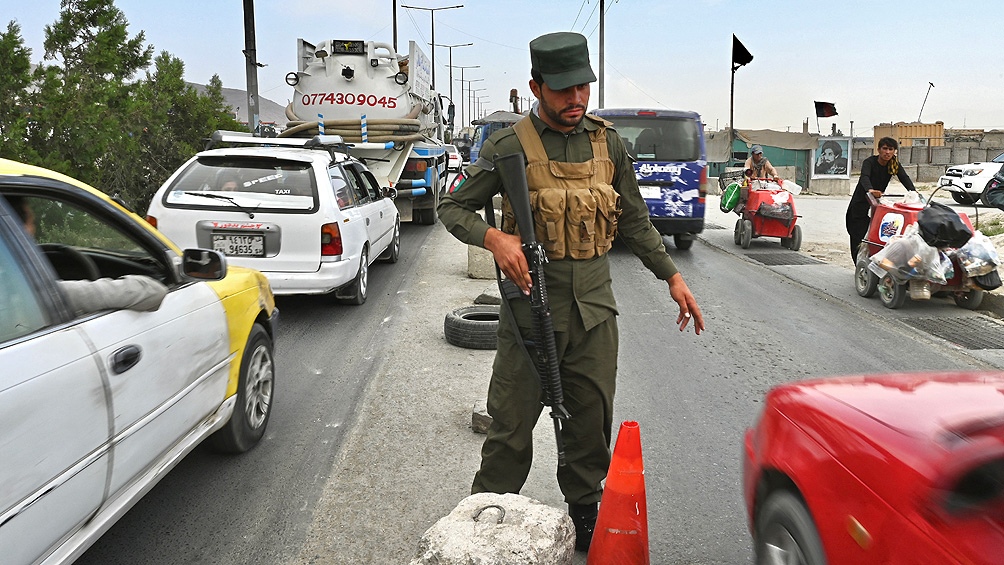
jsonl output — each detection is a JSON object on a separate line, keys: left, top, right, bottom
{"left": 494, "top": 152, "right": 571, "bottom": 467}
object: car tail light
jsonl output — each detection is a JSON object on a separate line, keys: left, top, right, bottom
{"left": 321, "top": 222, "right": 342, "bottom": 256}
{"left": 404, "top": 159, "right": 428, "bottom": 172}
{"left": 146, "top": 215, "right": 158, "bottom": 228}
{"left": 636, "top": 111, "right": 657, "bottom": 116}
{"left": 698, "top": 165, "right": 708, "bottom": 204}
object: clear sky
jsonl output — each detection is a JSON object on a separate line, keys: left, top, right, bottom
{"left": 6, "top": 0, "right": 1004, "bottom": 135}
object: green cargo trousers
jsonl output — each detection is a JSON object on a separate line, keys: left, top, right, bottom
{"left": 471, "top": 302, "right": 618, "bottom": 506}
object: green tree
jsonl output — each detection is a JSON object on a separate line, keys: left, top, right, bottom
{"left": 0, "top": 21, "right": 34, "bottom": 160}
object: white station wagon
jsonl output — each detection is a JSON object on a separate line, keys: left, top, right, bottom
{"left": 147, "top": 132, "right": 401, "bottom": 304}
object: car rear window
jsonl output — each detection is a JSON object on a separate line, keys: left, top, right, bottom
{"left": 163, "top": 156, "right": 318, "bottom": 212}
{"left": 606, "top": 117, "right": 700, "bottom": 162}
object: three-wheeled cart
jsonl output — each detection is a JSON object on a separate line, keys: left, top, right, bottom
{"left": 719, "top": 172, "right": 802, "bottom": 251}
{"left": 854, "top": 194, "right": 991, "bottom": 309}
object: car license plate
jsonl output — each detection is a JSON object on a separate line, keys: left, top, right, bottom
{"left": 213, "top": 233, "right": 264, "bottom": 257}
{"left": 639, "top": 185, "right": 661, "bottom": 199}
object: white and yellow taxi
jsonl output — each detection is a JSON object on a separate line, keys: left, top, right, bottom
{"left": 0, "top": 158, "right": 279, "bottom": 565}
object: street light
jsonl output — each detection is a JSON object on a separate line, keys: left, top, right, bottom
{"left": 469, "top": 87, "right": 486, "bottom": 125}
{"left": 455, "top": 75, "right": 482, "bottom": 129}
{"left": 476, "top": 94, "right": 490, "bottom": 121}
{"left": 433, "top": 42, "right": 472, "bottom": 130}
{"left": 401, "top": 4, "right": 463, "bottom": 90}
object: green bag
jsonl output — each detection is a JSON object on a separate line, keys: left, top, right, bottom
{"left": 721, "top": 182, "right": 741, "bottom": 213}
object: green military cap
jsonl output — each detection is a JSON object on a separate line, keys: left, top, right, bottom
{"left": 529, "top": 32, "right": 596, "bottom": 91}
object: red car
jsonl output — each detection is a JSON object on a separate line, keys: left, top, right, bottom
{"left": 743, "top": 371, "right": 1004, "bottom": 564}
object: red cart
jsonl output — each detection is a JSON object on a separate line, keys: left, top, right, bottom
{"left": 854, "top": 194, "right": 985, "bottom": 309}
{"left": 729, "top": 178, "right": 803, "bottom": 251}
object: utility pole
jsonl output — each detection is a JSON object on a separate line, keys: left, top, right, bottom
{"left": 463, "top": 82, "right": 485, "bottom": 128}
{"left": 470, "top": 87, "right": 486, "bottom": 122}
{"left": 401, "top": 4, "right": 463, "bottom": 90}
{"left": 451, "top": 66, "right": 479, "bottom": 129}
{"left": 392, "top": 1, "right": 398, "bottom": 53}
{"left": 242, "top": 0, "right": 263, "bottom": 134}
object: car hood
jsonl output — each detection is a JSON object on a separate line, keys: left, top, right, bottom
{"left": 807, "top": 371, "right": 1004, "bottom": 440}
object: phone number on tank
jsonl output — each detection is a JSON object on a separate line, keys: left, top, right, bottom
{"left": 301, "top": 93, "right": 398, "bottom": 108}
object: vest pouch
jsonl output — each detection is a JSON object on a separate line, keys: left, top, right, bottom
{"left": 566, "top": 188, "right": 598, "bottom": 260}
{"left": 549, "top": 160, "right": 594, "bottom": 180}
{"left": 531, "top": 188, "right": 567, "bottom": 259}
{"left": 500, "top": 196, "right": 517, "bottom": 235}
{"left": 591, "top": 183, "right": 621, "bottom": 256}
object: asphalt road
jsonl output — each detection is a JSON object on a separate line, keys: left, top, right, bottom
{"left": 76, "top": 223, "right": 438, "bottom": 565}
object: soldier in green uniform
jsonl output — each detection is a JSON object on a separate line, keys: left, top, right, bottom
{"left": 437, "top": 31, "right": 705, "bottom": 552}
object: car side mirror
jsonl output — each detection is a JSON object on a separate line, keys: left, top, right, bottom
{"left": 182, "top": 249, "right": 227, "bottom": 281}
{"left": 924, "top": 435, "right": 1004, "bottom": 520}
{"left": 383, "top": 186, "right": 398, "bottom": 200}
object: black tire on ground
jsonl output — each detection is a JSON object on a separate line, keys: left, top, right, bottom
{"left": 740, "top": 219, "right": 753, "bottom": 249}
{"left": 673, "top": 234, "right": 694, "bottom": 251}
{"left": 414, "top": 206, "right": 438, "bottom": 225}
{"left": 733, "top": 219, "right": 743, "bottom": 245}
{"left": 211, "top": 324, "right": 275, "bottom": 453}
{"left": 788, "top": 225, "right": 802, "bottom": 252}
{"left": 755, "top": 490, "right": 826, "bottom": 565}
{"left": 337, "top": 248, "right": 368, "bottom": 305}
{"left": 954, "top": 289, "right": 985, "bottom": 310}
{"left": 878, "top": 274, "right": 907, "bottom": 309}
{"left": 855, "top": 260, "right": 878, "bottom": 298}
{"left": 379, "top": 219, "right": 401, "bottom": 263}
{"left": 444, "top": 305, "right": 499, "bottom": 350}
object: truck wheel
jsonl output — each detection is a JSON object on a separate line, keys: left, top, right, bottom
{"left": 952, "top": 191, "right": 976, "bottom": 205}
{"left": 415, "top": 206, "right": 438, "bottom": 225}
{"left": 954, "top": 289, "right": 984, "bottom": 310}
{"left": 211, "top": 324, "right": 274, "bottom": 453}
{"left": 444, "top": 305, "right": 499, "bottom": 349}
{"left": 673, "top": 234, "right": 693, "bottom": 251}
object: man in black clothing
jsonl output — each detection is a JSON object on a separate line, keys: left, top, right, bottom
{"left": 845, "top": 136, "right": 917, "bottom": 260}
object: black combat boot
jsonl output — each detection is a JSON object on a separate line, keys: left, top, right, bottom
{"left": 569, "top": 502, "right": 598, "bottom": 552}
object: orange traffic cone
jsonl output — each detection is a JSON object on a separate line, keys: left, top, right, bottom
{"left": 587, "top": 420, "right": 649, "bottom": 565}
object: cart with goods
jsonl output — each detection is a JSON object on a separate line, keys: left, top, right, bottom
{"left": 719, "top": 171, "right": 803, "bottom": 250}
{"left": 854, "top": 193, "right": 1001, "bottom": 309}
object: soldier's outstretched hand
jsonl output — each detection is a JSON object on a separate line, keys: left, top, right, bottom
{"left": 666, "top": 272, "right": 704, "bottom": 334}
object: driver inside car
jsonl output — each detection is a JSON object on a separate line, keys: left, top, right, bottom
{"left": 7, "top": 195, "right": 168, "bottom": 317}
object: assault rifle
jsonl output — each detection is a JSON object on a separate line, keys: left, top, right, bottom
{"left": 493, "top": 152, "right": 571, "bottom": 466}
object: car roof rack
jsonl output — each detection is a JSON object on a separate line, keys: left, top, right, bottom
{"left": 205, "top": 130, "right": 351, "bottom": 161}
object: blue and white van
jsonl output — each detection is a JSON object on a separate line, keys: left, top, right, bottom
{"left": 591, "top": 108, "right": 707, "bottom": 250}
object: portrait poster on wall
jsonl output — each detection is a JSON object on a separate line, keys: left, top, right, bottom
{"left": 812, "top": 137, "right": 850, "bottom": 179}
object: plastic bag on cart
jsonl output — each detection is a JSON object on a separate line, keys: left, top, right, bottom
{"left": 780, "top": 179, "right": 802, "bottom": 195}
{"left": 950, "top": 230, "right": 1001, "bottom": 277}
{"left": 721, "top": 182, "right": 741, "bottom": 213}
{"left": 870, "top": 226, "right": 938, "bottom": 281}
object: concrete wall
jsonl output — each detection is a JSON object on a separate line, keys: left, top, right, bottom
{"left": 853, "top": 144, "right": 1004, "bottom": 172}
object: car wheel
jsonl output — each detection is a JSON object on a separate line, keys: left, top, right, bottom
{"left": 740, "top": 219, "right": 753, "bottom": 249}
{"left": 756, "top": 490, "right": 825, "bottom": 565}
{"left": 337, "top": 247, "right": 369, "bottom": 305}
{"left": 211, "top": 323, "right": 275, "bottom": 453}
{"left": 954, "top": 289, "right": 984, "bottom": 310}
{"left": 788, "top": 225, "right": 802, "bottom": 252}
{"left": 952, "top": 191, "right": 977, "bottom": 205}
{"left": 878, "top": 273, "right": 907, "bottom": 309}
{"left": 855, "top": 259, "right": 878, "bottom": 298}
{"left": 733, "top": 219, "right": 743, "bottom": 245}
{"left": 444, "top": 305, "right": 499, "bottom": 350}
{"left": 379, "top": 219, "right": 401, "bottom": 263}
{"left": 673, "top": 234, "right": 693, "bottom": 251}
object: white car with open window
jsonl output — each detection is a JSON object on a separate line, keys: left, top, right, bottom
{"left": 937, "top": 151, "right": 1004, "bottom": 205}
{"left": 147, "top": 132, "right": 401, "bottom": 305}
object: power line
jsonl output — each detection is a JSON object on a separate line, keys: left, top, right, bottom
{"left": 570, "top": 0, "right": 590, "bottom": 30}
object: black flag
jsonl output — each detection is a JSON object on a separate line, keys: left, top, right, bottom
{"left": 732, "top": 34, "right": 753, "bottom": 67}
{"left": 814, "top": 101, "right": 838, "bottom": 118}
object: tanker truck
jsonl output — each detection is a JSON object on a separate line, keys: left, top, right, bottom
{"left": 280, "top": 38, "right": 451, "bottom": 224}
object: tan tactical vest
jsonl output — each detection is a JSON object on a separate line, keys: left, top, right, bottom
{"left": 500, "top": 116, "right": 621, "bottom": 260}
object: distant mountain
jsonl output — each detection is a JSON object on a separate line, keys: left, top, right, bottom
{"left": 188, "top": 83, "right": 289, "bottom": 126}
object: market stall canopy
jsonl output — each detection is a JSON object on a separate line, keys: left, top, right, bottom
{"left": 706, "top": 128, "right": 820, "bottom": 162}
